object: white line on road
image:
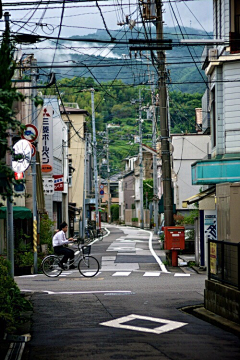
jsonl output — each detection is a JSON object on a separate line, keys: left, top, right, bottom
{"left": 112, "top": 272, "right": 131, "bottom": 276}
{"left": 174, "top": 273, "right": 191, "bottom": 277}
{"left": 143, "top": 272, "right": 161, "bottom": 277}
{"left": 143, "top": 230, "right": 169, "bottom": 273}
{"left": 100, "top": 314, "right": 188, "bottom": 334}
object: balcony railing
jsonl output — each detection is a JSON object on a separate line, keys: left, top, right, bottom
{"left": 208, "top": 239, "right": 240, "bottom": 290}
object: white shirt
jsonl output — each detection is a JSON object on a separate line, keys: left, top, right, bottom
{"left": 52, "top": 230, "right": 70, "bottom": 247}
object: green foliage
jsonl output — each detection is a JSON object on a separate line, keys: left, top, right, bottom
{"left": 131, "top": 217, "right": 138, "bottom": 222}
{"left": 0, "top": 256, "right": 32, "bottom": 332}
{"left": 143, "top": 179, "right": 154, "bottom": 208}
{"left": 44, "top": 75, "right": 203, "bottom": 176}
{"left": 40, "top": 214, "right": 54, "bottom": 250}
{"left": 111, "top": 204, "right": 119, "bottom": 221}
{"left": 183, "top": 210, "right": 199, "bottom": 225}
{"left": 0, "top": 35, "right": 26, "bottom": 198}
{"left": 170, "top": 91, "right": 202, "bottom": 134}
{"left": 174, "top": 210, "right": 199, "bottom": 225}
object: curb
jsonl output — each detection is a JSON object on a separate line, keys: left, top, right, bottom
{"left": 181, "top": 304, "right": 240, "bottom": 338}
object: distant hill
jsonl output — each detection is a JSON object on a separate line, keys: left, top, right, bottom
{"left": 51, "top": 26, "right": 211, "bottom": 94}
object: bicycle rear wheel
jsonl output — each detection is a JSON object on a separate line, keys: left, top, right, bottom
{"left": 42, "top": 255, "right": 62, "bottom": 277}
{"left": 78, "top": 256, "right": 99, "bottom": 277}
{"left": 98, "top": 230, "right": 103, "bottom": 241}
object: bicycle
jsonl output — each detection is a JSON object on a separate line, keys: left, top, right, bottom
{"left": 41, "top": 240, "right": 100, "bottom": 278}
{"left": 85, "top": 227, "right": 103, "bottom": 243}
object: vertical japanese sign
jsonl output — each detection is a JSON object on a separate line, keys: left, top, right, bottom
{"left": 210, "top": 242, "right": 217, "bottom": 274}
{"left": 41, "top": 106, "right": 53, "bottom": 174}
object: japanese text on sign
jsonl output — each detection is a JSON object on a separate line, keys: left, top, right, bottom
{"left": 41, "top": 106, "right": 53, "bottom": 173}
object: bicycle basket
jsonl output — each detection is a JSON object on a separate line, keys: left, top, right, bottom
{"left": 82, "top": 245, "right": 91, "bottom": 255}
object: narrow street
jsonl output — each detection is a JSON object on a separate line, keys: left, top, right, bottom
{"left": 13, "top": 226, "right": 240, "bottom": 360}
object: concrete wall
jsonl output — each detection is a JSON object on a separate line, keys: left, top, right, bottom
{"left": 205, "top": 279, "right": 240, "bottom": 324}
{"left": 172, "top": 134, "right": 211, "bottom": 210}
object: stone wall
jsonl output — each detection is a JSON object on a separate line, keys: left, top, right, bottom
{"left": 204, "top": 279, "right": 240, "bottom": 324}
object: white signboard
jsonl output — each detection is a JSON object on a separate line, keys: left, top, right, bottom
{"left": 41, "top": 106, "right": 53, "bottom": 174}
{"left": 42, "top": 177, "right": 54, "bottom": 195}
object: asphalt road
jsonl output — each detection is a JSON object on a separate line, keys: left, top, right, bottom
{"left": 14, "top": 225, "right": 240, "bottom": 360}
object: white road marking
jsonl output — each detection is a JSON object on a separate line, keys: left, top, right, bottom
{"left": 16, "top": 275, "right": 37, "bottom": 278}
{"left": 174, "top": 273, "right": 191, "bottom": 277}
{"left": 100, "top": 314, "right": 188, "bottom": 334}
{"left": 43, "top": 290, "right": 132, "bottom": 295}
{"left": 143, "top": 272, "right": 161, "bottom": 277}
{"left": 143, "top": 229, "right": 169, "bottom": 273}
{"left": 112, "top": 272, "right": 131, "bottom": 276}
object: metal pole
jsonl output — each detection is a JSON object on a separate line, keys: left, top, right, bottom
{"left": 156, "top": 0, "right": 174, "bottom": 226}
{"left": 31, "top": 57, "right": 38, "bottom": 273}
{"left": 139, "top": 89, "right": 144, "bottom": 229}
{"left": 4, "top": 12, "right": 14, "bottom": 277}
{"left": 150, "top": 77, "right": 159, "bottom": 235}
{"left": 91, "top": 89, "right": 99, "bottom": 229}
{"left": 82, "top": 134, "right": 87, "bottom": 238}
{"left": 106, "top": 125, "right": 111, "bottom": 223}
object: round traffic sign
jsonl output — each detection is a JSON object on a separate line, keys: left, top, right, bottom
{"left": 21, "top": 124, "right": 38, "bottom": 142}
{"left": 99, "top": 184, "right": 104, "bottom": 190}
{"left": 100, "top": 190, "right": 104, "bottom": 195}
{"left": 31, "top": 144, "right": 36, "bottom": 157}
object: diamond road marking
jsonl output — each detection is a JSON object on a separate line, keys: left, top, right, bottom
{"left": 174, "top": 273, "right": 191, "bottom": 277}
{"left": 100, "top": 314, "right": 188, "bottom": 334}
{"left": 112, "top": 272, "right": 131, "bottom": 276}
{"left": 143, "top": 272, "right": 161, "bottom": 277}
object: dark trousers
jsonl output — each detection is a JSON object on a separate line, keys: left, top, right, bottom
{"left": 54, "top": 246, "right": 74, "bottom": 265}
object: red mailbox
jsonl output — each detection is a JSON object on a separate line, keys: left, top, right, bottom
{"left": 164, "top": 226, "right": 185, "bottom": 250}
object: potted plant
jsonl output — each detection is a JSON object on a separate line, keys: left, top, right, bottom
{"left": 40, "top": 214, "right": 54, "bottom": 254}
{"left": 15, "top": 251, "right": 34, "bottom": 276}
{"left": 131, "top": 217, "right": 138, "bottom": 227}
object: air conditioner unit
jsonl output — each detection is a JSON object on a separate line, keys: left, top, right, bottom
{"left": 208, "top": 48, "right": 218, "bottom": 62}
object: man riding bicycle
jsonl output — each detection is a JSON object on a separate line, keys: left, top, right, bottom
{"left": 52, "top": 221, "right": 76, "bottom": 269}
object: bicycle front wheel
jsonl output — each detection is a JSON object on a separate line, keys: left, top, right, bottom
{"left": 42, "top": 255, "right": 62, "bottom": 277}
{"left": 78, "top": 256, "right": 99, "bottom": 277}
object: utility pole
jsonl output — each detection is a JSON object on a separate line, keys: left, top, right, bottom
{"left": 106, "top": 125, "right": 111, "bottom": 224}
{"left": 4, "top": 11, "right": 14, "bottom": 277}
{"left": 31, "top": 56, "right": 38, "bottom": 274}
{"left": 156, "top": 0, "right": 174, "bottom": 226}
{"left": 152, "top": 88, "right": 159, "bottom": 235}
{"left": 139, "top": 89, "right": 144, "bottom": 229}
{"left": 91, "top": 89, "right": 99, "bottom": 229}
{"left": 82, "top": 134, "right": 88, "bottom": 238}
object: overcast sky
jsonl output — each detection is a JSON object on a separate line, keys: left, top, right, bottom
{"left": 0, "top": 1, "right": 213, "bottom": 37}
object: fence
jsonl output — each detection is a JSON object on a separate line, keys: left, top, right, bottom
{"left": 208, "top": 239, "right": 240, "bottom": 290}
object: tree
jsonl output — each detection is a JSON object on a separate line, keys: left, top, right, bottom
{"left": 0, "top": 35, "right": 25, "bottom": 199}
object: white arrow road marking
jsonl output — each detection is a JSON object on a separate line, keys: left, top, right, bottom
{"left": 100, "top": 314, "right": 188, "bottom": 334}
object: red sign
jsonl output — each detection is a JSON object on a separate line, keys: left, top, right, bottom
{"left": 53, "top": 175, "right": 64, "bottom": 191}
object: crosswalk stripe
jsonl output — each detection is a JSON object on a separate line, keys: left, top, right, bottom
{"left": 112, "top": 272, "right": 131, "bottom": 276}
{"left": 143, "top": 272, "right": 161, "bottom": 277}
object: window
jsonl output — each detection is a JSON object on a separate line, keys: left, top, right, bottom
{"left": 211, "top": 88, "right": 216, "bottom": 148}
{"left": 230, "top": 0, "right": 240, "bottom": 53}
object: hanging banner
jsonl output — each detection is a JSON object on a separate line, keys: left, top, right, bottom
{"left": 53, "top": 174, "right": 64, "bottom": 192}
{"left": 41, "top": 106, "right": 53, "bottom": 173}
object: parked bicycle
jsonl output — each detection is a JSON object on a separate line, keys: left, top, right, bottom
{"left": 85, "top": 226, "right": 103, "bottom": 243}
{"left": 41, "top": 239, "right": 100, "bottom": 278}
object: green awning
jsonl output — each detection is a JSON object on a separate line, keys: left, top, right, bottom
{"left": 0, "top": 206, "right": 32, "bottom": 219}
